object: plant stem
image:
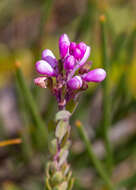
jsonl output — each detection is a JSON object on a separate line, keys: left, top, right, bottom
{"left": 100, "top": 15, "right": 113, "bottom": 172}
{"left": 76, "top": 120, "right": 115, "bottom": 190}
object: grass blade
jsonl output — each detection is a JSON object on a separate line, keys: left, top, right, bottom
{"left": 75, "top": 120, "right": 115, "bottom": 190}
{"left": 100, "top": 15, "right": 113, "bottom": 172}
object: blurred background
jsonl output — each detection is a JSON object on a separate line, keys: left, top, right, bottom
{"left": 0, "top": 0, "right": 136, "bottom": 189}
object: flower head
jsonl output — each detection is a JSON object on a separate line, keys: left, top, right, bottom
{"left": 34, "top": 34, "right": 106, "bottom": 105}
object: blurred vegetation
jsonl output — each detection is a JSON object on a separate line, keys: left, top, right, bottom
{"left": 0, "top": 0, "right": 136, "bottom": 189}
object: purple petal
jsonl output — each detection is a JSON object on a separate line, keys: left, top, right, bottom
{"left": 35, "top": 60, "right": 55, "bottom": 76}
{"left": 78, "top": 46, "right": 91, "bottom": 67}
{"left": 69, "top": 42, "right": 76, "bottom": 55}
{"left": 73, "top": 48, "right": 82, "bottom": 60}
{"left": 77, "top": 42, "right": 87, "bottom": 58}
{"left": 42, "top": 49, "right": 57, "bottom": 68}
{"left": 34, "top": 76, "right": 47, "bottom": 88}
{"left": 82, "top": 68, "right": 106, "bottom": 82}
{"left": 67, "top": 76, "right": 82, "bottom": 90}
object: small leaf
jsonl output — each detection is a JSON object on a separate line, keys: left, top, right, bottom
{"left": 55, "top": 121, "right": 68, "bottom": 141}
{"left": 55, "top": 110, "right": 71, "bottom": 121}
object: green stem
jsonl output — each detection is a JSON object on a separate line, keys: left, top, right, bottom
{"left": 76, "top": 121, "right": 115, "bottom": 190}
{"left": 100, "top": 15, "right": 113, "bottom": 172}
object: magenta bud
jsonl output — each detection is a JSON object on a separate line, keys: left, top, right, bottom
{"left": 35, "top": 60, "right": 55, "bottom": 76}
{"left": 73, "top": 48, "right": 82, "bottom": 60}
{"left": 77, "top": 42, "right": 87, "bottom": 58}
{"left": 59, "top": 42, "right": 69, "bottom": 58}
{"left": 82, "top": 68, "right": 106, "bottom": 82}
{"left": 78, "top": 46, "right": 91, "bottom": 67}
{"left": 42, "top": 49, "right": 57, "bottom": 68}
{"left": 34, "top": 76, "right": 47, "bottom": 88}
{"left": 64, "top": 55, "right": 76, "bottom": 70}
{"left": 59, "top": 34, "right": 70, "bottom": 58}
{"left": 69, "top": 42, "right": 76, "bottom": 55}
{"left": 67, "top": 76, "right": 83, "bottom": 90}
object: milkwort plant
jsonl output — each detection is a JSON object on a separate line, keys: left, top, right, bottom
{"left": 34, "top": 34, "right": 106, "bottom": 190}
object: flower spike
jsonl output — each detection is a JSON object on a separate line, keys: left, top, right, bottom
{"left": 34, "top": 33, "right": 107, "bottom": 190}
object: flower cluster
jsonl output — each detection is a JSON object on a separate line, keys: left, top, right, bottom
{"left": 34, "top": 34, "right": 106, "bottom": 108}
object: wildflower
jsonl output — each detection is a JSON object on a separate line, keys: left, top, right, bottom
{"left": 34, "top": 34, "right": 107, "bottom": 190}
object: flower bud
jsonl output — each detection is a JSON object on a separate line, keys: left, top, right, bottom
{"left": 67, "top": 76, "right": 82, "bottom": 90}
{"left": 78, "top": 46, "right": 91, "bottom": 67}
{"left": 36, "top": 60, "right": 55, "bottom": 76}
{"left": 59, "top": 42, "right": 69, "bottom": 58}
{"left": 59, "top": 34, "right": 70, "bottom": 58}
{"left": 64, "top": 55, "right": 75, "bottom": 70}
{"left": 34, "top": 76, "right": 47, "bottom": 88}
{"left": 42, "top": 49, "right": 57, "bottom": 68}
{"left": 77, "top": 42, "right": 87, "bottom": 58}
{"left": 82, "top": 68, "right": 106, "bottom": 82}
{"left": 69, "top": 42, "right": 76, "bottom": 55}
{"left": 73, "top": 48, "right": 82, "bottom": 60}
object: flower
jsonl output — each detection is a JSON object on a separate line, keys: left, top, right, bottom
{"left": 34, "top": 33, "right": 106, "bottom": 102}
{"left": 35, "top": 60, "right": 56, "bottom": 76}
{"left": 67, "top": 76, "right": 82, "bottom": 90}
{"left": 82, "top": 69, "right": 106, "bottom": 82}
{"left": 64, "top": 55, "right": 76, "bottom": 70}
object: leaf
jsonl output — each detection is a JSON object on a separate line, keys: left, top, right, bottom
{"left": 55, "top": 110, "right": 71, "bottom": 122}
{"left": 55, "top": 121, "right": 68, "bottom": 142}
